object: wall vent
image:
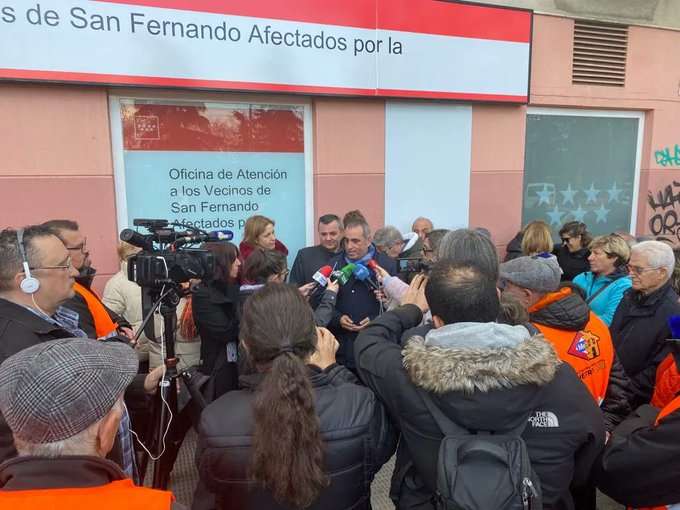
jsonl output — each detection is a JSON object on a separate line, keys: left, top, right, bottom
{"left": 572, "top": 20, "right": 628, "bottom": 87}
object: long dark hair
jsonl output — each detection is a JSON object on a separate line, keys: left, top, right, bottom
{"left": 240, "top": 283, "right": 327, "bottom": 507}
{"left": 243, "top": 248, "right": 286, "bottom": 284}
{"left": 201, "top": 242, "right": 239, "bottom": 282}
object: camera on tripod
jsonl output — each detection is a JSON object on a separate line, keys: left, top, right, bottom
{"left": 121, "top": 218, "right": 217, "bottom": 288}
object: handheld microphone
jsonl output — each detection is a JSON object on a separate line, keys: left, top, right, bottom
{"left": 331, "top": 263, "right": 355, "bottom": 285}
{"left": 353, "top": 263, "right": 380, "bottom": 290}
{"left": 174, "top": 229, "right": 234, "bottom": 247}
{"left": 366, "top": 259, "right": 379, "bottom": 271}
{"left": 310, "top": 265, "right": 333, "bottom": 293}
{"left": 667, "top": 316, "right": 680, "bottom": 350}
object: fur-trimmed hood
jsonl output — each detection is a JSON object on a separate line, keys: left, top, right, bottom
{"left": 403, "top": 322, "right": 559, "bottom": 395}
{"left": 403, "top": 322, "right": 560, "bottom": 432}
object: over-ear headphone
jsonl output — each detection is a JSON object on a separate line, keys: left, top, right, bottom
{"left": 17, "top": 229, "right": 40, "bottom": 294}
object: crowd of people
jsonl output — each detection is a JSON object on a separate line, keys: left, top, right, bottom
{"left": 1, "top": 213, "right": 680, "bottom": 509}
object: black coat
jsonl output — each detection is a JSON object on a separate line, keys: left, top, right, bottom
{"left": 554, "top": 245, "right": 590, "bottom": 281}
{"left": 289, "top": 244, "right": 339, "bottom": 286}
{"left": 610, "top": 281, "right": 680, "bottom": 408}
{"left": 596, "top": 403, "right": 680, "bottom": 507}
{"left": 503, "top": 231, "right": 524, "bottom": 262}
{"left": 355, "top": 306, "right": 605, "bottom": 510}
{"left": 0, "top": 299, "right": 74, "bottom": 463}
{"left": 196, "top": 364, "right": 397, "bottom": 510}
{"left": 327, "top": 249, "right": 397, "bottom": 369}
{"left": 192, "top": 281, "right": 240, "bottom": 397}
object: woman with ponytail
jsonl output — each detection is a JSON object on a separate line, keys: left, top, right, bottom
{"left": 196, "top": 283, "right": 396, "bottom": 509}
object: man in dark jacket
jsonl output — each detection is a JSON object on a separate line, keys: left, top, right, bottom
{"left": 327, "top": 213, "right": 396, "bottom": 369}
{"left": 355, "top": 260, "right": 605, "bottom": 509}
{"left": 0, "top": 226, "right": 163, "bottom": 478}
{"left": 289, "top": 214, "right": 344, "bottom": 286}
{"left": 500, "top": 255, "right": 632, "bottom": 432}
{"left": 610, "top": 240, "right": 680, "bottom": 408}
{"left": 42, "top": 219, "right": 132, "bottom": 340}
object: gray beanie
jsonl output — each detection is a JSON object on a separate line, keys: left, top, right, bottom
{"left": 0, "top": 338, "right": 138, "bottom": 443}
{"left": 500, "top": 255, "right": 561, "bottom": 293}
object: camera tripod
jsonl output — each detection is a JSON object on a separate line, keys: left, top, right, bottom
{"left": 135, "top": 283, "right": 207, "bottom": 490}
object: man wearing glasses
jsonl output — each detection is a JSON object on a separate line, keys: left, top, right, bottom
{"left": 42, "top": 220, "right": 132, "bottom": 340}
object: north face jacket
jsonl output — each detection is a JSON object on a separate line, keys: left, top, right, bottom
{"left": 355, "top": 305, "right": 605, "bottom": 510}
{"left": 529, "top": 287, "right": 632, "bottom": 431}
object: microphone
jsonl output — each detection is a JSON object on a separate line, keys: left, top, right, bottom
{"left": 310, "top": 265, "right": 333, "bottom": 294}
{"left": 174, "top": 229, "right": 234, "bottom": 247}
{"left": 331, "top": 263, "right": 355, "bottom": 285}
{"left": 353, "top": 263, "right": 380, "bottom": 290}
{"left": 667, "top": 316, "right": 680, "bottom": 350}
{"left": 120, "top": 229, "right": 154, "bottom": 251}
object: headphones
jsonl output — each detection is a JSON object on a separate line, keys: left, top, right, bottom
{"left": 17, "top": 229, "right": 40, "bottom": 294}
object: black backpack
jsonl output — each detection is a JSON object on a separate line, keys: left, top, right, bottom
{"left": 419, "top": 391, "right": 542, "bottom": 510}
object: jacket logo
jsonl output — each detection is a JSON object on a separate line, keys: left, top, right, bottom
{"left": 568, "top": 330, "right": 601, "bottom": 361}
{"left": 528, "top": 411, "right": 559, "bottom": 428}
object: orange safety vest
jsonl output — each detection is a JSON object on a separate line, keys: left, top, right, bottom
{"left": 73, "top": 282, "right": 118, "bottom": 338}
{"left": 0, "top": 478, "right": 172, "bottom": 509}
{"left": 530, "top": 288, "right": 614, "bottom": 404}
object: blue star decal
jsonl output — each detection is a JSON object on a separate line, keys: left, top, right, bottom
{"left": 607, "top": 182, "right": 623, "bottom": 203}
{"left": 572, "top": 204, "right": 588, "bottom": 222}
{"left": 536, "top": 184, "right": 553, "bottom": 206}
{"left": 594, "top": 203, "right": 610, "bottom": 223}
{"left": 547, "top": 204, "right": 564, "bottom": 226}
{"left": 584, "top": 183, "right": 600, "bottom": 204}
{"left": 560, "top": 183, "right": 578, "bottom": 205}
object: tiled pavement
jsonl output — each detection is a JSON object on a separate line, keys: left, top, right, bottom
{"left": 157, "top": 430, "right": 623, "bottom": 509}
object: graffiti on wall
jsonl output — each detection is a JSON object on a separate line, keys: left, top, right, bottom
{"left": 648, "top": 181, "right": 680, "bottom": 242}
{"left": 655, "top": 145, "right": 680, "bottom": 168}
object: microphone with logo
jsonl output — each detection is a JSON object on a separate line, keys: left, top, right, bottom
{"left": 309, "top": 265, "right": 333, "bottom": 295}
{"left": 666, "top": 316, "right": 680, "bottom": 353}
{"left": 173, "top": 229, "right": 234, "bottom": 247}
{"left": 331, "top": 263, "right": 356, "bottom": 285}
{"left": 353, "top": 263, "right": 380, "bottom": 290}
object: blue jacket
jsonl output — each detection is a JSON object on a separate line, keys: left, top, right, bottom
{"left": 573, "top": 267, "right": 632, "bottom": 326}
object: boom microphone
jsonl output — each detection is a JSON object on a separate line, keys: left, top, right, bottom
{"left": 174, "top": 229, "right": 234, "bottom": 247}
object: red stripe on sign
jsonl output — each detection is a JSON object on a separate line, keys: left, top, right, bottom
{"left": 121, "top": 103, "right": 305, "bottom": 152}
{"left": 92, "top": 0, "right": 531, "bottom": 42}
{"left": 0, "top": 68, "right": 527, "bottom": 103}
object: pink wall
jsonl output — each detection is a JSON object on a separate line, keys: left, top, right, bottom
{"left": 0, "top": 83, "right": 119, "bottom": 292}
{"left": 312, "top": 98, "right": 386, "bottom": 241}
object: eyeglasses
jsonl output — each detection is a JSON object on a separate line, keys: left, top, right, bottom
{"left": 65, "top": 238, "right": 87, "bottom": 253}
{"left": 31, "top": 257, "right": 73, "bottom": 271}
{"left": 561, "top": 237, "right": 571, "bottom": 243}
{"left": 627, "top": 264, "right": 662, "bottom": 276}
{"left": 422, "top": 247, "right": 434, "bottom": 254}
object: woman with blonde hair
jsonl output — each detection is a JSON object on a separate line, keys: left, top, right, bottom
{"left": 239, "top": 215, "right": 289, "bottom": 261}
{"left": 521, "top": 220, "right": 554, "bottom": 256}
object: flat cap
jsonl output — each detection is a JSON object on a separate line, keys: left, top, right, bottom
{"left": 0, "top": 338, "right": 138, "bottom": 443}
{"left": 500, "top": 255, "right": 562, "bottom": 293}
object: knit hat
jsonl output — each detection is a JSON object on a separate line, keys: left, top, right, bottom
{"left": 0, "top": 338, "right": 138, "bottom": 443}
{"left": 500, "top": 255, "right": 561, "bottom": 293}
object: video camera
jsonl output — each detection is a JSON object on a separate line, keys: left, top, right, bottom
{"left": 120, "top": 219, "right": 219, "bottom": 288}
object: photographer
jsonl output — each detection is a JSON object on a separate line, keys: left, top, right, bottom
{"left": 196, "top": 283, "right": 396, "bottom": 509}
{"left": 192, "top": 242, "right": 241, "bottom": 399}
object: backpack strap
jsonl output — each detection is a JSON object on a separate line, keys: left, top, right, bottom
{"left": 585, "top": 275, "right": 623, "bottom": 305}
{"left": 419, "top": 389, "right": 530, "bottom": 437}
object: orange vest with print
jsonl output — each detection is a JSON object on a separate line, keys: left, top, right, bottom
{"left": 626, "top": 396, "right": 680, "bottom": 510}
{"left": 73, "top": 282, "right": 118, "bottom": 338}
{"left": 0, "top": 479, "right": 173, "bottom": 509}
{"left": 530, "top": 288, "right": 614, "bottom": 404}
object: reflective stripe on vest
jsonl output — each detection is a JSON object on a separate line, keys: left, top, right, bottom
{"left": 531, "top": 297, "right": 613, "bottom": 404}
{"left": 73, "top": 282, "right": 118, "bottom": 338}
{"left": 655, "top": 395, "right": 680, "bottom": 426}
{"left": 0, "top": 478, "right": 172, "bottom": 509}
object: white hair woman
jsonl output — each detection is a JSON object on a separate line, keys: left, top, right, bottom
{"left": 609, "top": 240, "right": 680, "bottom": 408}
